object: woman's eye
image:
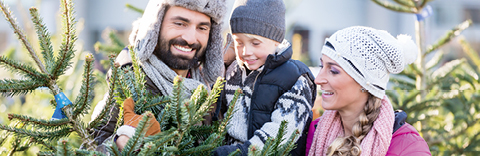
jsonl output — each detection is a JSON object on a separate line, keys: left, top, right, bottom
{"left": 330, "top": 70, "right": 339, "bottom": 74}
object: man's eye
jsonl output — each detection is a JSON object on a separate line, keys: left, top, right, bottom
{"left": 174, "top": 22, "right": 185, "bottom": 26}
{"left": 199, "top": 26, "right": 209, "bottom": 31}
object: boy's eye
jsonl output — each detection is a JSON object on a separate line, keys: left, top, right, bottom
{"left": 252, "top": 42, "right": 260, "bottom": 46}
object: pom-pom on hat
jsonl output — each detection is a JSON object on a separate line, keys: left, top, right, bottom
{"left": 321, "top": 26, "right": 418, "bottom": 98}
{"left": 230, "top": 0, "right": 286, "bottom": 43}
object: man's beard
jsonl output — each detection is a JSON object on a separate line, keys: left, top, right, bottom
{"left": 154, "top": 37, "right": 205, "bottom": 70}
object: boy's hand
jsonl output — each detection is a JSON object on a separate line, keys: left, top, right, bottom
{"left": 123, "top": 97, "right": 161, "bottom": 136}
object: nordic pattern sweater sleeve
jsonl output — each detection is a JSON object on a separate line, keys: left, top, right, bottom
{"left": 249, "top": 75, "right": 314, "bottom": 149}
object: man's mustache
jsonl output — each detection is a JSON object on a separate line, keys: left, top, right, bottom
{"left": 169, "top": 37, "right": 202, "bottom": 51}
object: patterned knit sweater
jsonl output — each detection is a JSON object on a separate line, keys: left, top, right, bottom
{"left": 224, "top": 54, "right": 314, "bottom": 149}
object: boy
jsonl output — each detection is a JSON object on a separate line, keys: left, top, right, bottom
{"left": 213, "top": 0, "right": 317, "bottom": 155}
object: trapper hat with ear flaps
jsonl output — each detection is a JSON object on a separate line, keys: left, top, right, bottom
{"left": 128, "top": 0, "right": 227, "bottom": 84}
{"left": 320, "top": 26, "right": 418, "bottom": 98}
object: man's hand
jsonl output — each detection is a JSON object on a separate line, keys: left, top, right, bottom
{"left": 116, "top": 135, "right": 130, "bottom": 151}
{"left": 123, "top": 97, "right": 161, "bottom": 136}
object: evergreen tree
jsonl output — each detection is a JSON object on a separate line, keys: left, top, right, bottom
{"left": 0, "top": 0, "right": 300, "bottom": 155}
{"left": 372, "top": 0, "right": 480, "bottom": 154}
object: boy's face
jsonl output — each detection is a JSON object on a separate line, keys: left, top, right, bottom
{"left": 233, "top": 33, "right": 279, "bottom": 71}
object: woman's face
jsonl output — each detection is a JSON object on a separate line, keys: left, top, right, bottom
{"left": 314, "top": 55, "right": 368, "bottom": 112}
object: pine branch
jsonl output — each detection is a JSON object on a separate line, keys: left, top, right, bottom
{"left": 105, "top": 138, "right": 121, "bottom": 156}
{"left": 426, "top": 50, "right": 444, "bottom": 71}
{"left": 272, "top": 120, "right": 288, "bottom": 151}
{"left": 0, "top": 79, "right": 45, "bottom": 96}
{"left": 393, "top": 0, "right": 415, "bottom": 7}
{"left": 459, "top": 37, "right": 480, "bottom": 69}
{"left": 88, "top": 56, "right": 120, "bottom": 130}
{"left": 29, "top": 7, "right": 54, "bottom": 74}
{"left": 110, "top": 30, "right": 125, "bottom": 48}
{"left": 277, "top": 129, "right": 300, "bottom": 156}
{"left": 0, "top": 1, "right": 48, "bottom": 74}
{"left": 52, "top": 0, "right": 77, "bottom": 79}
{"left": 0, "top": 124, "right": 72, "bottom": 141}
{"left": 218, "top": 89, "right": 242, "bottom": 135}
{"left": 370, "top": 0, "right": 417, "bottom": 13}
{"left": 192, "top": 77, "right": 224, "bottom": 124}
{"left": 122, "top": 112, "right": 154, "bottom": 155}
{"left": 144, "top": 128, "right": 178, "bottom": 150}
{"left": 30, "top": 137, "right": 55, "bottom": 152}
{"left": 125, "top": 3, "right": 144, "bottom": 14}
{"left": 179, "top": 144, "right": 215, "bottom": 155}
{"left": 94, "top": 41, "right": 124, "bottom": 54}
{"left": 138, "top": 142, "right": 155, "bottom": 156}
{"left": 0, "top": 56, "right": 49, "bottom": 80}
{"left": 72, "top": 54, "right": 95, "bottom": 119}
{"left": 425, "top": 20, "right": 472, "bottom": 56}
{"left": 7, "top": 114, "right": 71, "bottom": 129}
{"left": 56, "top": 139, "right": 74, "bottom": 156}
{"left": 128, "top": 46, "right": 146, "bottom": 99}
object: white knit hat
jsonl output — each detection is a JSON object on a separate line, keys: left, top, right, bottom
{"left": 321, "top": 26, "right": 418, "bottom": 98}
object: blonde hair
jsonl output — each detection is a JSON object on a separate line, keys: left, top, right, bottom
{"left": 326, "top": 94, "right": 382, "bottom": 156}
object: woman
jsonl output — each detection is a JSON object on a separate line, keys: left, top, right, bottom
{"left": 306, "top": 26, "right": 431, "bottom": 156}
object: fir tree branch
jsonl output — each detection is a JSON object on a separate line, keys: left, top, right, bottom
{"left": 218, "top": 89, "right": 242, "bottom": 135}
{"left": 393, "top": 0, "right": 415, "bottom": 7}
{"left": 30, "top": 137, "right": 55, "bottom": 152}
{"left": 0, "top": 1, "right": 48, "bottom": 74}
{"left": 278, "top": 129, "right": 300, "bottom": 156}
{"left": 122, "top": 112, "right": 153, "bottom": 155}
{"left": 88, "top": 56, "right": 120, "bottom": 130}
{"left": 0, "top": 55, "right": 49, "bottom": 81}
{"left": 138, "top": 142, "right": 155, "bottom": 156}
{"left": 459, "top": 38, "right": 480, "bottom": 69}
{"left": 173, "top": 76, "right": 185, "bottom": 146}
{"left": 29, "top": 7, "right": 54, "bottom": 74}
{"left": 425, "top": 20, "right": 472, "bottom": 56}
{"left": 7, "top": 114, "right": 71, "bottom": 129}
{"left": 144, "top": 128, "right": 178, "bottom": 150}
{"left": 0, "top": 124, "right": 72, "bottom": 141}
{"left": 94, "top": 41, "right": 123, "bottom": 54}
{"left": 179, "top": 144, "right": 215, "bottom": 155}
{"left": 371, "top": 0, "right": 417, "bottom": 13}
{"left": 125, "top": 3, "right": 144, "bottom": 14}
{"left": 73, "top": 54, "right": 95, "bottom": 119}
{"left": 0, "top": 79, "right": 45, "bottom": 96}
{"left": 192, "top": 77, "right": 224, "bottom": 125}
{"left": 56, "top": 139, "right": 74, "bottom": 156}
{"left": 110, "top": 30, "right": 125, "bottom": 48}
{"left": 52, "top": 0, "right": 77, "bottom": 80}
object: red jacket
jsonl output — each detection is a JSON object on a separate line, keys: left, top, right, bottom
{"left": 386, "top": 123, "right": 431, "bottom": 156}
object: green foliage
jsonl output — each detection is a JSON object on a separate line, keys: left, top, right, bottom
{"left": 245, "top": 121, "right": 299, "bottom": 156}
{"left": 373, "top": 0, "right": 480, "bottom": 155}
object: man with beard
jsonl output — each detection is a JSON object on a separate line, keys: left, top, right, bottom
{"left": 90, "top": 0, "right": 227, "bottom": 151}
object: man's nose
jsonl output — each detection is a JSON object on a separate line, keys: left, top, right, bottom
{"left": 182, "top": 27, "right": 197, "bottom": 45}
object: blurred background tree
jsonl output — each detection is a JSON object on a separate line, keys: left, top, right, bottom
{"left": 372, "top": 0, "right": 480, "bottom": 155}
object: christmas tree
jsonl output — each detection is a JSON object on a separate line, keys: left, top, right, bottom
{"left": 0, "top": 0, "right": 300, "bottom": 155}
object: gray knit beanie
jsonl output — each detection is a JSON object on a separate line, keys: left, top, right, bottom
{"left": 230, "top": 0, "right": 286, "bottom": 43}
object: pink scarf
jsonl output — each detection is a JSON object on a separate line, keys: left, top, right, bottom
{"left": 308, "top": 96, "right": 394, "bottom": 156}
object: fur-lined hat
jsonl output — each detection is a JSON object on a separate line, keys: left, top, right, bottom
{"left": 129, "top": 0, "right": 227, "bottom": 84}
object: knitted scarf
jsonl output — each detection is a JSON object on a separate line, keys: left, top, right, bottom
{"left": 308, "top": 96, "right": 394, "bottom": 156}
{"left": 140, "top": 56, "right": 205, "bottom": 97}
